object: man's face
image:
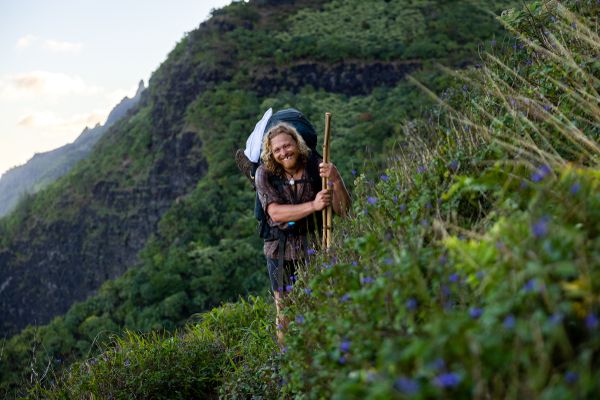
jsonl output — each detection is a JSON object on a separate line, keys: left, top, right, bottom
{"left": 271, "top": 133, "right": 298, "bottom": 171}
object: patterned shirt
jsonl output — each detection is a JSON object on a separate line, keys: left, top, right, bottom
{"left": 255, "top": 162, "right": 321, "bottom": 260}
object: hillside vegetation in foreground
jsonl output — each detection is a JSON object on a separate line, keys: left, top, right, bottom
{"left": 32, "top": 0, "right": 600, "bottom": 398}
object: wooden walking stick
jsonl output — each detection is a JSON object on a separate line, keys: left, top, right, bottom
{"left": 322, "top": 112, "right": 332, "bottom": 249}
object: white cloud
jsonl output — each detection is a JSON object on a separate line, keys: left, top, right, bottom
{"left": 16, "top": 34, "right": 38, "bottom": 49}
{"left": 0, "top": 71, "right": 103, "bottom": 99}
{"left": 15, "top": 35, "right": 83, "bottom": 53}
{"left": 43, "top": 39, "right": 83, "bottom": 53}
{"left": 16, "top": 109, "right": 107, "bottom": 134}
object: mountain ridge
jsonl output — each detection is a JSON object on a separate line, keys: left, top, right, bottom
{"left": 0, "top": 80, "right": 146, "bottom": 218}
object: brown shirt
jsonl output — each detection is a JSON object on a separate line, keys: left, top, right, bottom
{"left": 255, "top": 163, "right": 321, "bottom": 260}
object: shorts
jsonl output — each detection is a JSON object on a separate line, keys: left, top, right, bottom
{"left": 266, "top": 258, "right": 300, "bottom": 292}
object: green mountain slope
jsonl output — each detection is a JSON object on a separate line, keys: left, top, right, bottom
{"left": 0, "top": 0, "right": 521, "bottom": 396}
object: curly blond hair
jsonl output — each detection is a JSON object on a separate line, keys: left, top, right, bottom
{"left": 260, "top": 123, "right": 310, "bottom": 176}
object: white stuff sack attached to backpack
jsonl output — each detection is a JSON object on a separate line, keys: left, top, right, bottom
{"left": 244, "top": 108, "right": 273, "bottom": 163}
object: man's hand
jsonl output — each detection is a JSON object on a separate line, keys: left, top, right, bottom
{"left": 319, "top": 162, "right": 341, "bottom": 182}
{"left": 312, "top": 189, "right": 331, "bottom": 211}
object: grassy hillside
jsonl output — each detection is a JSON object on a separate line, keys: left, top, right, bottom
{"left": 32, "top": 0, "right": 600, "bottom": 398}
{"left": 1, "top": 0, "right": 523, "bottom": 396}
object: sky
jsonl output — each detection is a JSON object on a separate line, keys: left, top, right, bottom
{"left": 0, "top": 0, "right": 233, "bottom": 178}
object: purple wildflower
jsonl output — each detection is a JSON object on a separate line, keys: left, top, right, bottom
{"left": 520, "top": 180, "right": 528, "bottom": 189}
{"left": 448, "top": 160, "right": 459, "bottom": 171}
{"left": 523, "top": 278, "right": 537, "bottom": 292}
{"left": 361, "top": 276, "right": 374, "bottom": 284}
{"left": 385, "top": 258, "right": 393, "bottom": 265}
{"left": 441, "top": 285, "right": 452, "bottom": 297}
{"left": 543, "top": 104, "right": 552, "bottom": 112}
{"left": 571, "top": 22, "right": 577, "bottom": 29}
{"left": 399, "top": 204, "right": 407, "bottom": 212}
{"left": 531, "top": 165, "right": 551, "bottom": 183}
{"left": 449, "top": 273, "right": 459, "bottom": 283}
{"left": 585, "top": 314, "right": 598, "bottom": 330}
{"left": 367, "top": 196, "right": 378, "bottom": 205}
{"left": 285, "top": 284, "right": 293, "bottom": 292}
{"left": 439, "top": 254, "right": 448, "bottom": 265}
{"left": 392, "top": 195, "right": 398, "bottom": 203}
{"left": 338, "top": 355, "right": 347, "bottom": 365}
{"left": 340, "top": 340, "right": 351, "bottom": 353}
{"left": 394, "top": 377, "right": 420, "bottom": 395}
{"left": 290, "top": 274, "right": 297, "bottom": 282}
{"left": 532, "top": 216, "right": 550, "bottom": 238}
{"left": 565, "top": 371, "right": 579, "bottom": 384}
{"left": 276, "top": 324, "right": 283, "bottom": 330}
{"left": 417, "top": 166, "right": 427, "bottom": 174}
{"left": 503, "top": 314, "right": 516, "bottom": 330}
{"left": 570, "top": 182, "right": 581, "bottom": 195}
{"left": 420, "top": 219, "right": 429, "bottom": 227}
{"left": 406, "top": 298, "right": 418, "bottom": 311}
{"left": 303, "top": 288, "right": 312, "bottom": 295}
{"left": 124, "top": 359, "right": 131, "bottom": 367}
{"left": 340, "top": 293, "right": 351, "bottom": 303}
{"left": 351, "top": 169, "right": 357, "bottom": 176}
{"left": 549, "top": 313, "right": 564, "bottom": 325}
{"left": 469, "top": 307, "right": 483, "bottom": 319}
{"left": 307, "top": 248, "right": 316, "bottom": 256}
{"left": 381, "top": 174, "right": 389, "bottom": 182}
{"left": 432, "top": 358, "right": 446, "bottom": 370}
{"left": 295, "top": 315, "right": 305, "bottom": 324}
{"left": 434, "top": 372, "right": 461, "bottom": 388}
{"left": 351, "top": 261, "right": 358, "bottom": 267}
{"left": 476, "top": 271, "right": 485, "bottom": 281}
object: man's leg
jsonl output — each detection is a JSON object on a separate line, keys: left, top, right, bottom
{"left": 273, "top": 289, "right": 289, "bottom": 350}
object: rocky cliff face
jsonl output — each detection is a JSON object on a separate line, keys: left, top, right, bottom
{"left": 0, "top": 127, "right": 206, "bottom": 335}
{"left": 252, "top": 61, "right": 421, "bottom": 96}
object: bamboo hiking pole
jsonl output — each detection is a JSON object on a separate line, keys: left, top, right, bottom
{"left": 322, "top": 112, "right": 332, "bottom": 249}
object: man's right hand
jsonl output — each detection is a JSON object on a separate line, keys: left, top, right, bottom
{"left": 312, "top": 189, "right": 331, "bottom": 211}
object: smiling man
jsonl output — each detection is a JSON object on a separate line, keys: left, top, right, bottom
{"left": 255, "top": 121, "right": 350, "bottom": 348}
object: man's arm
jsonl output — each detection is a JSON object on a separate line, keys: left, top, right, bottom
{"left": 267, "top": 189, "right": 331, "bottom": 223}
{"left": 320, "top": 162, "right": 351, "bottom": 217}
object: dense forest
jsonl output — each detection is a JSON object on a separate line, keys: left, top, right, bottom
{"left": 1, "top": 0, "right": 598, "bottom": 398}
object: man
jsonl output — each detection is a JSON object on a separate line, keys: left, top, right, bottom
{"left": 255, "top": 122, "right": 350, "bottom": 348}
